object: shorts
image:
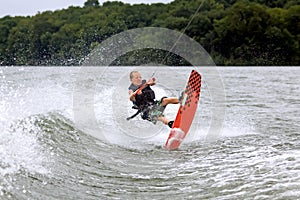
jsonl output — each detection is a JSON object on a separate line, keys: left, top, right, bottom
{"left": 141, "top": 97, "right": 167, "bottom": 124}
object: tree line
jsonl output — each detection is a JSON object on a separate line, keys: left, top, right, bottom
{"left": 0, "top": 0, "right": 299, "bottom": 66}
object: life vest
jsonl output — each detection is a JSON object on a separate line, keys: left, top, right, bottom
{"left": 134, "top": 85, "right": 155, "bottom": 108}
{"left": 128, "top": 80, "right": 156, "bottom": 121}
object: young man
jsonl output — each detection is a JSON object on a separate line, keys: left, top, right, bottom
{"left": 128, "top": 71, "right": 179, "bottom": 128}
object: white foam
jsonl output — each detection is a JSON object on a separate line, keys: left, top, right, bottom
{"left": 0, "top": 126, "right": 49, "bottom": 176}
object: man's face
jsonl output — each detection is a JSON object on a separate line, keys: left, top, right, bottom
{"left": 131, "top": 72, "right": 142, "bottom": 86}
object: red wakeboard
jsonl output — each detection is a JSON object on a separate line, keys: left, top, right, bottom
{"left": 165, "top": 70, "right": 201, "bottom": 150}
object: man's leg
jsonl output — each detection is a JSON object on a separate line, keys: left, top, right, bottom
{"left": 158, "top": 116, "right": 174, "bottom": 128}
{"left": 161, "top": 97, "right": 179, "bottom": 107}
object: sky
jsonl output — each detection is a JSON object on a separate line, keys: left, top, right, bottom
{"left": 0, "top": 0, "right": 174, "bottom": 18}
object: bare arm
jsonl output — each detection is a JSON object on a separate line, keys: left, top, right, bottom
{"left": 129, "top": 90, "right": 137, "bottom": 101}
{"left": 128, "top": 77, "right": 156, "bottom": 101}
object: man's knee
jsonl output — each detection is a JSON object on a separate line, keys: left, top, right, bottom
{"left": 160, "top": 97, "right": 168, "bottom": 106}
{"left": 162, "top": 98, "right": 167, "bottom": 104}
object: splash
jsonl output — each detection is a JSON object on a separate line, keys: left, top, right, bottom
{"left": 0, "top": 117, "right": 50, "bottom": 177}
{"left": 165, "top": 128, "right": 185, "bottom": 150}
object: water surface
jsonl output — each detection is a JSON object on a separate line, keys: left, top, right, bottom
{"left": 0, "top": 66, "right": 299, "bottom": 199}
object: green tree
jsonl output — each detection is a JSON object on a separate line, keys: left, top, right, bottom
{"left": 212, "top": 1, "right": 284, "bottom": 65}
{"left": 0, "top": 16, "right": 21, "bottom": 64}
{"left": 84, "top": 0, "right": 99, "bottom": 7}
{"left": 30, "top": 12, "right": 58, "bottom": 64}
{"left": 0, "top": 0, "right": 298, "bottom": 66}
{"left": 6, "top": 18, "right": 34, "bottom": 65}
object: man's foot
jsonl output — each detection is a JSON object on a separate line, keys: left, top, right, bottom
{"left": 168, "top": 120, "right": 174, "bottom": 128}
{"left": 178, "top": 91, "right": 184, "bottom": 102}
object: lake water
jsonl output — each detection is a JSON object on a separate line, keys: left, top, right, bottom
{"left": 0, "top": 66, "right": 299, "bottom": 199}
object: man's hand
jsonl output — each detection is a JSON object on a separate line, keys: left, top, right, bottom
{"left": 146, "top": 77, "right": 156, "bottom": 85}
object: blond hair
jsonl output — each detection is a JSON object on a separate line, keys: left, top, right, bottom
{"left": 129, "top": 71, "right": 140, "bottom": 80}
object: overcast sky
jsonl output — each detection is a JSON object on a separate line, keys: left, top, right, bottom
{"left": 0, "top": 0, "right": 174, "bottom": 18}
